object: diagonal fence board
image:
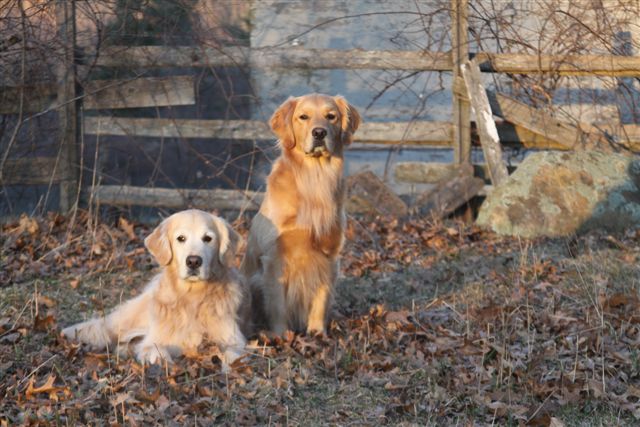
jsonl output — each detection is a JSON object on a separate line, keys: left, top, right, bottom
{"left": 460, "top": 60, "right": 508, "bottom": 185}
{"left": 487, "top": 91, "right": 605, "bottom": 150}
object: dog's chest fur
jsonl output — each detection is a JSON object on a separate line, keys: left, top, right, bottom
{"left": 266, "top": 156, "right": 345, "bottom": 241}
{"left": 153, "top": 273, "right": 242, "bottom": 336}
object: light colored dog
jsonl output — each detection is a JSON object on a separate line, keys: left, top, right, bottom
{"left": 62, "top": 209, "right": 249, "bottom": 369}
{"left": 242, "top": 93, "right": 360, "bottom": 335}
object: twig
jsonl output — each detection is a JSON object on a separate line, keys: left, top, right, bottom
{"left": 15, "top": 354, "right": 59, "bottom": 390}
{"left": 526, "top": 390, "right": 555, "bottom": 423}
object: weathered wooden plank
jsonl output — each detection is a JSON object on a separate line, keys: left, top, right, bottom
{"left": 451, "top": 0, "right": 471, "bottom": 164}
{"left": 0, "top": 157, "right": 66, "bottom": 185}
{"left": 0, "top": 76, "right": 195, "bottom": 113}
{"left": 395, "top": 162, "right": 459, "bottom": 184}
{"left": 475, "top": 52, "right": 640, "bottom": 76}
{"left": 346, "top": 171, "right": 408, "bottom": 217}
{"left": 461, "top": 60, "right": 508, "bottom": 185}
{"left": 603, "top": 124, "right": 640, "bottom": 151}
{"left": 94, "top": 46, "right": 453, "bottom": 71}
{"left": 488, "top": 92, "right": 583, "bottom": 149}
{"left": 88, "top": 184, "right": 380, "bottom": 214}
{"left": 94, "top": 46, "right": 640, "bottom": 76}
{"left": 84, "top": 76, "right": 195, "bottom": 109}
{"left": 356, "top": 121, "right": 452, "bottom": 144}
{"left": 83, "top": 116, "right": 640, "bottom": 151}
{"left": 451, "top": 76, "right": 469, "bottom": 102}
{"left": 84, "top": 117, "right": 271, "bottom": 139}
{"left": 496, "top": 123, "right": 568, "bottom": 150}
{"left": 89, "top": 185, "right": 264, "bottom": 211}
{"left": 84, "top": 117, "right": 453, "bottom": 144}
{"left": 412, "top": 163, "right": 484, "bottom": 218}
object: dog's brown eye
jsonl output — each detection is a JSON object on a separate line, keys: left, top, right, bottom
{"left": 177, "top": 235, "right": 186, "bottom": 243}
{"left": 299, "top": 114, "right": 309, "bottom": 120}
{"left": 202, "top": 235, "right": 212, "bottom": 243}
{"left": 326, "top": 113, "right": 336, "bottom": 120}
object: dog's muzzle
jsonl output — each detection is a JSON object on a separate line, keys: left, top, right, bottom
{"left": 307, "top": 127, "right": 328, "bottom": 157}
{"left": 186, "top": 255, "right": 203, "bottom": 276}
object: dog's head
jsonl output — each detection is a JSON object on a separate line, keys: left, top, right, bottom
{"left": 144, "top": 210, "right": 240, "bottom": 282}
{"left": 269, "top": 93, "right": 361, "bottom": 158}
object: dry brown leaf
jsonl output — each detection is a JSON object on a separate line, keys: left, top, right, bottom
{"left": 155, "top": 394, "right": 171, "bottom": 412}
{"left": 606, "top": 293, "right": 639, "bottom": 309}
{"left": 119, "top": 217, "right": 137, "bottom": 241}
{"left": 110, "top": 391, "right": 134, "bottom": 407}
{"left": 385, "top": 310, "right": 411, "bottom": 324}
{"left": 587, "top": 379, "right": 605, "bottom": 398}
{"left": 33, "top": 313, "right": 55, "bottom": 331}
{"left": 18, "top": 214, "right": 39, "bottom": 235}
{"left": 37, "top": 295, "right": 56, "bottom": 308}
{"left": 24, "top": 374, "right": 69, "bottom": 402}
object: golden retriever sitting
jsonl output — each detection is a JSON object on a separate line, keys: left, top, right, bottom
{"left": 242, "top": 93, "right": 360, "bottom": 335}
{"left": 62, "top": 210, "right": 248, "bottom": 369}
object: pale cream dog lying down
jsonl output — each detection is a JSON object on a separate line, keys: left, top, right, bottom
{"left": 62, "top": 209, "right": 249, "bottom": 369}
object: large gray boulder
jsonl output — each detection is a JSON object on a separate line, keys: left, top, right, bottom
{"left": 477, "top": 151, "right": 640, "bottom": 237}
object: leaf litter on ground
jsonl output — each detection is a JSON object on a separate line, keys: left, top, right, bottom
{"left": 1, "top": 211, "right": 639, "bottom": 425}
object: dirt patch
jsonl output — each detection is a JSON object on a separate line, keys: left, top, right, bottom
{"left": 1, "top": 212, "right": 640, "bottom": 424}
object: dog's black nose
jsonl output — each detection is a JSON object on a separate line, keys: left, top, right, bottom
{"left": 186, "top": 255, "right": 202, "bottom": 269}
{"left": 312, "top": 127, "right": 327, "bottom": 140}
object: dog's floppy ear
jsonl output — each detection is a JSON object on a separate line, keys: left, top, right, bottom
{"left": 144, "top": 217, "right": 172, "bottom": 266}
{"left": 334, "top": 95, "right": 361, "bottom": 146}
{"left": 211, "top": 215, "right": 240, "bottom": 267}
{"left": 269, "top": 96, "right": 298, "bottom": 150}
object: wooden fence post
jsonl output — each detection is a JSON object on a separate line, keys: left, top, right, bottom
{"left": 55, "top": 0, "right": 79, "bottom": 213}
{"left": 451, "top": 0, "right": 470, "bottom": 164}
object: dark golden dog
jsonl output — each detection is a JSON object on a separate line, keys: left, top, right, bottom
{"left": 242, "top": 93, "right": 360, "bottom": 334}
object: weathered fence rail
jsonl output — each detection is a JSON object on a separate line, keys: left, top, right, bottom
{"left": 94, "top": 46, "right": 640, "bottom": 76}
{"left": 82, "top": 117, "right": 453, "bottom": 145}
{"left": 90, "top": 185, "right": 264, "bottom": 211}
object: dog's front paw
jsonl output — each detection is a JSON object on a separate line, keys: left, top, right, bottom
{"left": 136, "top": 344, "right": 172, "bottom": 365}
{"left": 306, "top": 322, "right": 326, "bottom": 336}
{"left": 223, "top": 348, "right": 242, "bottom": 364}
{"left": 306, "top": 327, "right": 327, "bottom": 338}
{"left": 61, "top": 319, "right": 111, "bottom": 349}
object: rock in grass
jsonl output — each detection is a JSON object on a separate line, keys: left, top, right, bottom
{"left": 476, "top": 151, "right": 640, "bottom": 237}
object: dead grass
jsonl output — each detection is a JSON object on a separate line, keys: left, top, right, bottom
{"left": 1, "top": 212, "right": 640, "bottom": 425}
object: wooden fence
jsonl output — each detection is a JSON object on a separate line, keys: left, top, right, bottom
{"left": 2, "top": 0, "right": 640, "bottom": 213}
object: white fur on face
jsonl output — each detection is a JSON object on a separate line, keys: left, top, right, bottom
{"left": 166, "top": 211, "right": 222, "bottom": 281}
